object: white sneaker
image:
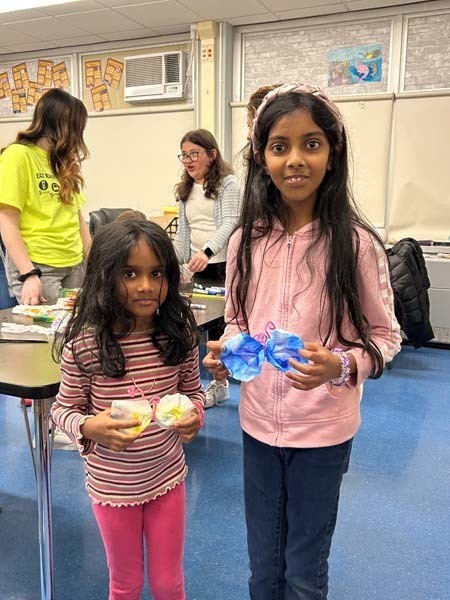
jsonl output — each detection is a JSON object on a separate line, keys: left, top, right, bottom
{"left": 204, "top": 380, "right": 229, "bottom": 408}
{"left": 52, "top": 427, "right": 78, "bottom": 451}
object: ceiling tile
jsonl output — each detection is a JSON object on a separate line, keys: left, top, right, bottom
{"left": 0, "top": 9, "right": 48, "bottom": 24}
{"left": 98, "top": 0, "right": 166, "bottom": 6}
{"left": 57, "top": 8, "right": 145, "bottom": 33}
{"left": 226, "top": 13, "right": 278, "bottom": 26}
{"left": 39, "top": 1, "right": 105, "bottom": 15}
{"left": 345, "top": 0, "right": 426, "bottom": 9}
{"left": 148, "top": 23, "right": 191, "bottom": 35}
{"left": 54, "top": 34, "right": 105, "bottom": 45}
{"left": 114, "top": 1, "right": 200, "bottom": 27}
{"left": 4, "top": 16, "right": 88, "bottom": 40}
{"left": 275, "top": 3, "right": 348, "bottom": 20}
{"left": 1, "top": 40, "right": 57, "bottom": 53}
{"left": 261, "top": 0, "right": 343, "bottom": 10}
{"left": 0, "top": 26, "right": 40, "bottom": 45}
{"left": 97, "top": 27, "right": 158, "bottom": 40}
{"left": 176, "top": 0, "right": 267, "bottom": 20}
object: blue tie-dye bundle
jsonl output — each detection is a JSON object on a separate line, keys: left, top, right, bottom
{"left": 221, "top": 329, "right": 307, "bottom": 382}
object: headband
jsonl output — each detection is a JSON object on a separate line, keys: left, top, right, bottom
{"left": 251, "top": 82, "right": 344, "bottom": 152}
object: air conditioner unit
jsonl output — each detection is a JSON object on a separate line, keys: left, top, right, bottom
{"left": 124, "top": 51, "right": 185, "bottom": 103}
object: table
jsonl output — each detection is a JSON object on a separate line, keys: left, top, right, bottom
{"left": 193, "top": 295, "right": 225, "bottom": 332}
{"left": 0, "top": 295, "right": 224, "bottom": 599}
{"left": 0, "top": 309, "right": 60, "bottom": 600}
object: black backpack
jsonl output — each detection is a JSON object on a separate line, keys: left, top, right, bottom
{"left": 387, "top": 238, "right": 434, "bottom": 348}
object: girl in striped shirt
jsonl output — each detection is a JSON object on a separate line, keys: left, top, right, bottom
{"left": 52, "top": 219, "right": 205, "bottom": 600}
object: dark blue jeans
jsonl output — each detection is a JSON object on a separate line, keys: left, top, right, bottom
{"left": 243, "top": 431, "right": 352, "bottom": 600}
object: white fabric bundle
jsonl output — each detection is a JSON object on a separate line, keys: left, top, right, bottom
{"left": 154, "top": 393, "right": 195, "bottom": 429}
{"left": 111, "top": 399, "right": 153, "bottom": 434}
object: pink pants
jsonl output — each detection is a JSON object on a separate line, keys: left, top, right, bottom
{"left": 92, "top": 482, "right": 186, "bottom": 600}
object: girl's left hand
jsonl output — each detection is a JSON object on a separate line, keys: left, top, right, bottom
{"left": 286, "top": 342, "right": 343, "bottom": 391}
{"left": 173, "top": 410, "right": 201, "bottom": 443}
{"left": 187, "top": 251, "right": 209, "bottom": 273}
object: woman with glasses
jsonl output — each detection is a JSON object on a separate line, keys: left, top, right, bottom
{"left": 174, "top": 129, "right": 241, "bottom": 408}
{"left": 173, "top": 129, "right": 240, "bottom": 282}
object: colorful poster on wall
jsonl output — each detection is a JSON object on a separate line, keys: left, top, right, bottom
{"left": 12, "top": 62, "right": 30, "bottom": 90}
{"left": 329, "top": 44, "right": 382, "bottom": 86}
{"left": 103, "top": 57, "right": 124, "bottom": 89}
{"left": 84, "top": 59, "right": 102, "bottom": 88}
{"left": 0, "top": 72, "right": 11, "bottom": 99}
{"left": 91, "top": 83, "right": 111, "bottom": 111}
{"left": 37, "top": 59, "right": 54, "bottom": 87}
{"left": 12, "top": 89, "right": 27, "bottom": 113}
{"left": 27, "top": 82, "right": 46, "bottom": 106}
{"left": 52, "top": 61, "right": 70, "bottom": 88}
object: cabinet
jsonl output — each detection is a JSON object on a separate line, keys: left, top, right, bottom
{"left": 423, "top": 250, "right": 450, "bottom": 344}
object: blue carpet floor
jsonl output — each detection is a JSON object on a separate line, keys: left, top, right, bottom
{"left": 1, "top": 344, "right": 449, "bottom": 599}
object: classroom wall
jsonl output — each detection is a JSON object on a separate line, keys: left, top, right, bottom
{"left": 82, "top": 109, "right": 194, "bottom": 218}
{"left": 0, "top": 121, "right": 25, "bottom": 150}
{"left": 1, "top": 2, "right": 450, "bottom": 242}
{"left": 0, "top": 36, "right": 195, "bottom": 219}
{"left": 0, "top": 109, "right": 194, "bottom": 219}
{"left": 233, "top": 2, "right": 450, "bottom": 242}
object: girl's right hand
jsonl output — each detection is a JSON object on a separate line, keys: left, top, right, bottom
{"left": 20, "top": 275, "right": 47, "bottom": 305}
{"left": 203, "top": 340, "right": 230, "bottom": 381}
{"left": 80, "top": 408, "right": 142, "bottom": 452}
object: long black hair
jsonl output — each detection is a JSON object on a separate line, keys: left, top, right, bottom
{"left": 54, "top": 219, "right": 199, "bottom": 377}
{"left": 234, "top": 90, "right": 385, "bottom": 378}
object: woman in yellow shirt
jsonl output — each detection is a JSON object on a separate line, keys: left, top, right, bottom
{"left": 0, "top": 88, "right": 91, "bottom": 305}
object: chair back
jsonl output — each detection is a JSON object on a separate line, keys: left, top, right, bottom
{"left": 89, "top": 208, "right": 133, "bottom": 236}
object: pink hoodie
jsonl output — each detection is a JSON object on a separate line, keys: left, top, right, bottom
{"left": 223, "top": 220, "right": 401, "bottom": 448}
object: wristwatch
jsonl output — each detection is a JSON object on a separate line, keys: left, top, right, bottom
{"left": 18, "top": 267, "right": 42, "bottom": 282}
{"left": 202, "top": 247, "right": 214, "bottom": 258}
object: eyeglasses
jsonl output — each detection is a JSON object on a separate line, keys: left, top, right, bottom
{"left": 177, "top": 150, "right": 206, "bottom": 163}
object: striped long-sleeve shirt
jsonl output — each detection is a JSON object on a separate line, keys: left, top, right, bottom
{"left": 51, "top": 329, "right": 205, "bottom": 506}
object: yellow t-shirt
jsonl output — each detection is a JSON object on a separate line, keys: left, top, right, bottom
{"left": 0, "top": 143, "right": 85, "bottom": 267}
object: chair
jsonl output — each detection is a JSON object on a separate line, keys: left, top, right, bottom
{"left": 148, "top": 215, "right": 179, "bottom": 240}
{"left": 88, "top": 208, "right": 133, "bottom": 236}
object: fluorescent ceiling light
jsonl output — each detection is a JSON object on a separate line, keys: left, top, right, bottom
{"left": 0, "top": 0, "right": 80, "bottom": 14}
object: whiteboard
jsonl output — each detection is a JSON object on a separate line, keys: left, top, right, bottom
{"left": 337, "top": 98, "right": 393, "bottom": 230}
{"left": 388, "top": 95, "right": 450, "bottom": 243}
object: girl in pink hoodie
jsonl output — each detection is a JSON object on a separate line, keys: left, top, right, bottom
{"left": 204, "top": 83, "right": 401, "bottom": 599}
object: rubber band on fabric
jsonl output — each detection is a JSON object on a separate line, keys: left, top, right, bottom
{"left": 251, "top": 82, "right": 344, "bottom": 152}
{"left": 330, "top": 348, "right": 351, "bottom": 386}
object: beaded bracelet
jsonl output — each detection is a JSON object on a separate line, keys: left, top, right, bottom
{"left": 330, "top": 348, "right": 351, "bottom": 387}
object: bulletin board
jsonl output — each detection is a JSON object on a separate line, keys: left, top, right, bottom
{"left": 80, "top": 42, "right": 191, "bottom": 113}
{"left": 0, "top": 55, "right": 73, "bottom": 119}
